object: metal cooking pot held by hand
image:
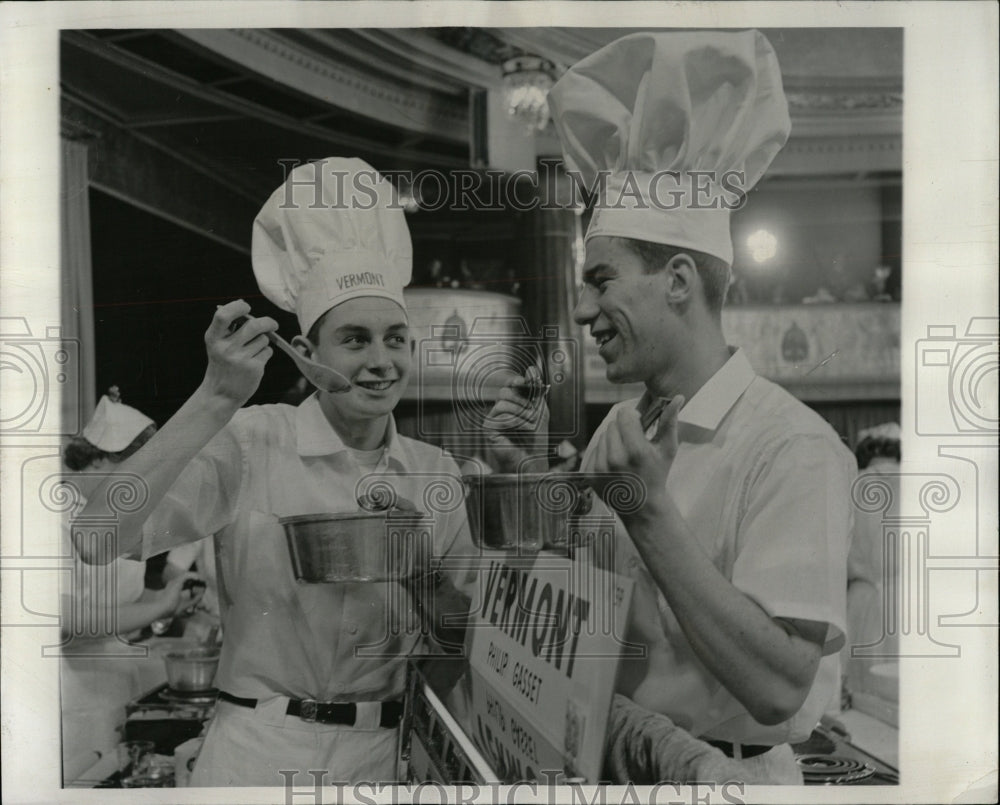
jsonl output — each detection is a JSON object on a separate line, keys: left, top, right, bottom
{"left": 462, "top": 473, "right": 600, "bottom": 553}
{"left": 280, "top": 505, "right": 433, "bottom": 584}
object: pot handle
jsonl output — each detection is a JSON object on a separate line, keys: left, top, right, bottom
{"left": 573, "top": 486, "right": 594, "bottom": 516}
{"left": 358, "top": 492, "right": 419, "bottom": 514}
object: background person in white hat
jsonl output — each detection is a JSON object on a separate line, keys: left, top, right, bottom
{"left": 75, "top": 157, "right": 474, "bottom": 786}
{"left": 537, "top": 31, "right": 855, "bottom": 783}
{"left": 842, "top": 423, "right": 901, "bottom": 708}
{"left": 60, "top": 388, "right": 205, "bottom": 780}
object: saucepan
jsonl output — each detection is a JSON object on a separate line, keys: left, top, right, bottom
{"left": 163, "top": 646, "right": 221, "bottom": 692}
{"left": 462, "top": 473, "right": 602, "bottom": 553}
{"left": 281, "top": 494, "right": 433, "bottom": 583}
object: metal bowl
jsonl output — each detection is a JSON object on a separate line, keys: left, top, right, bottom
{"left": 281, "top": 511, "right": 433, "bottom": 583}
{"left": 163, "top": 647, "right": 220, "bottom": 692}
{"left": 462, "top": 473, "right": 598, "bottom": 552}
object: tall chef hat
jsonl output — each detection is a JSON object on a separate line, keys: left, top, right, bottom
{"left": 252, "top": 157, "right": 412, "bottom": 336}
{"left": 548, "top": 30, "right": 791, "bottom": 266}
{"left": 81, "top": 386, "right": 155, "bottom": 452}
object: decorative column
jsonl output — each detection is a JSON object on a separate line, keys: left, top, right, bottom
{"left": 519, "top": 202, "right": 586, "bottom": 452}
{"left": 936, "top": 445, "right": 1000, "bottom": 627}
{"left": 60, "top": 136, "right": 97, "bottom": 429}
{"left": 566, "top": 472, "right": 646, "bottom": 658}
{"left": 851, "top": 472, "right": 962, "bottom": 658}
{"left": 43, "top": 473, "right": 151, "bottom": 657}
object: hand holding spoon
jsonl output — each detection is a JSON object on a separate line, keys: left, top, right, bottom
{"left": 511, "top": 378, "right": 551, "bottom": 402}
{"left": 229, "top": 315, "right": 351, "bottom": 394}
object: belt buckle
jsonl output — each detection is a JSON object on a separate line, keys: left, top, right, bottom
{"left": 299, "top": 698, "right": 319, "bottom": 723}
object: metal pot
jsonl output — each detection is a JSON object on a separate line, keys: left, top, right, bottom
{"left": 281, "top": 510, "right": 433, "bottom": 583}
{"left": 163, "top": 647, "right": 220, "bottom": 692}
{"left": 462, "top": 473, "right": 597, "bottom": 552}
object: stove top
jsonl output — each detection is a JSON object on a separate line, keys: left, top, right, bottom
{"left": 793, "top": 721, "right": 898, "bottom": 785}
{"left": 797, "top": 754, "right": 877, "bottom": 784}
{"left": 127, "top": 683, "right": 218, "bottom": 719}
{"left": 104, "top": 683, "right": 218, "bottom": 782}
{"left": 160, "top": 687, "right": 219, "bottom": 705}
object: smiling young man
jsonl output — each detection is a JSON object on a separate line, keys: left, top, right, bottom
{"left": 75, "top": 157, "right": 473, "bottom": 786}
{"left": 295, "top": 296, "right": 412, "bottom": 446}
{"left": 541, "top": 32, "right": 857, "bottom": 783}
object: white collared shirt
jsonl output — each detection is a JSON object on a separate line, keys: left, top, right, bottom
{"left": 583, "top": 349, "right": 856, "bottom": 745}
{"left": 142, "top": 394, "right": 474, "bottom": 702}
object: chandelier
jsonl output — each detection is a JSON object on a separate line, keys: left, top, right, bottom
{"left": 501, "top": 56, "right": 555, "bottom": 132}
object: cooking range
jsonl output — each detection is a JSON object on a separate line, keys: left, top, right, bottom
{"left": 90, "top": 683, "right": 216, "bottom": 788}
{"left": 792, "top": 719, "right": 899, "bottom": 785}
{"left": 102, "top": 678, "right": 898, "bottom": 787}
{"left": 123, "top": 683, "right": 216, "bottom": 755}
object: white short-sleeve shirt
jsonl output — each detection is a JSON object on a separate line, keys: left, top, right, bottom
{"left": 141, "top": 394, "right": 474, "bottom": 702}
{"left": 583, "top": 349, "right": 855, "bottom": 745}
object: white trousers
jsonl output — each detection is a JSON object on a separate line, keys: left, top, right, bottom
{"left": 190, "top": 699, "right": 400, "bottom": 787}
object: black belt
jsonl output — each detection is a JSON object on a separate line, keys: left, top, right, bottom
{"left": 218, "top": 691, "right": 403, "bottom": 728}
{"left": 706, "top": 740, "right": 773, "bottom": 760}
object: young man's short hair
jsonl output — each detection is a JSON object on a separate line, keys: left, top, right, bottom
{"left": 617, "top": 237, "right": 731, "bottom": 315}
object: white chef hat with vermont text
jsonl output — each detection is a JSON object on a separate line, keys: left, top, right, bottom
{"left": 548, "top": 30, "right": 791, "bottom": 266}
{"left": 252, "top": 157, "right": 412, "bottom": 336}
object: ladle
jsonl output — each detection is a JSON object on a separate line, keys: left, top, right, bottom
{"left": 511, "top": 379, "right": 551, "bottom": 402}
{"left": 230, "top": 315, "right": 352, "bottom": 393}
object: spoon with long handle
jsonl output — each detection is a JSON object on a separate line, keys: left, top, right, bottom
{"left": 229, "top": 315, "right": 352, "bottom": 393}
{"left": 201, "top": 624, "right": 220, "bottom": 649}
{"left": 640, "top": 398, "right": 667, "bottom": 432}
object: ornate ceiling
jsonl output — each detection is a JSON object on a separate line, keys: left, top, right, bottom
{"left": 60, "top": 26, "right": 902, "bottom": 251}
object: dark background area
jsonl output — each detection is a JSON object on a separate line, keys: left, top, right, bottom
{"left": 90, "top": 190, "right": 300, "bottom": 426}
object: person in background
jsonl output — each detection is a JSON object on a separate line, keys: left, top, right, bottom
{"left": 75, "top": 157, "right": 474, "bottom": 787}
{"left": 60, "top": 388, "right": 204, "bottom": 780}
{"left": 494, "top": 31, "right": 855, "bottom": 783}
{"left": 842, "top": 422, "right": 901, "bottom": 705}
{"left": 61, "top": 388, "right": 205, "bottom": 639}
{"left": 165, "top": 537, "right": 220, "bottom": 642}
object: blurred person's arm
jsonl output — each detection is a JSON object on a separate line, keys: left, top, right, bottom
{"left": 605, "top": 694, "right": 770, "bottom": 783}
{"left": 164, "top": 541, "right": 202, "bottom": 581}
{"left": 61, "top": 571, "right": 205, "bottom": 640}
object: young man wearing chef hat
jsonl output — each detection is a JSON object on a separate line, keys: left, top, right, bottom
{"left": 75, "top": 157, "right": 473, "bottom": 786}
{"left": 496, "top": 31, "right": 856, "bottom": 783}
